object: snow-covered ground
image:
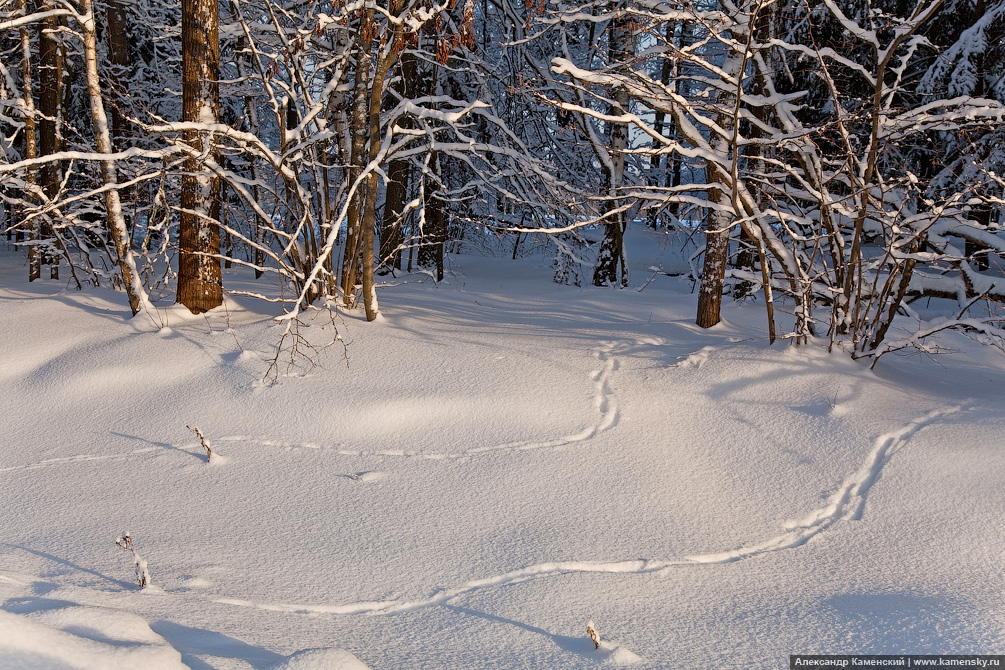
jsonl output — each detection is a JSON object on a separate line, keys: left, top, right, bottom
{"left": 1, "top": 227, "right": 1003, "bottom": 669}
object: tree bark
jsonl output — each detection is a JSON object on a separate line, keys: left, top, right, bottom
{"left": 695, "top": 188, "right": 732, "bottom": 328}
{"left": 647, "top": 19, "right": 678, "bottom": 227}
{"left": 419, "top": 176, "right": 447, "bottom": 282}
{"left": 177, "top": 0, "right": 223, "bottom": 313}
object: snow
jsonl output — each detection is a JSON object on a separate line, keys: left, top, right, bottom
{"left": 2, "top": 226, "right": 1004, "bottom": 669}
{"left": 0, "top": 607, "right": 187, "bottom": 670}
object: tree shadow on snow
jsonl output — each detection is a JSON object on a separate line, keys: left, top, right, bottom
{"left": 150, "top": 620, "right": 285, "bottom": 670}
{"left": 822, "top": 591, "right": 991, "bottom": 654}
{"left": 445, "top": 604, "right": 598, "bottom": 658}
{"left": 4, "top": 542, "right": 135, "bottom": 590}
{"left": 111, "top": 431, "right": 207, "bottom": 462}
{"left": 2, "top": 596, "right": 80, "bottom": 615}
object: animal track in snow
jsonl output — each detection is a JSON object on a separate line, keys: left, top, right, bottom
{"left": 210, "top": 404, "right": 963, "bottom": 616}
{"left": 0, "top": 340, "right": 627, "bottom": 473}
{"left": 668, "top": 345, "right": 714, "bottom": 369}
{"left": 0, "top": 447, "right": 160, "bottom": 473}
{"left": 218, "top": 339, "right": 625, "bottom": 460}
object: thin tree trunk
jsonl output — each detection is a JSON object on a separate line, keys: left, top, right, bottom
{"left": 339, "top": 12, "right": 372, "bottom": 306}
{"left": 361, "top": 28, "right": 402, "bottom": 321}
{"left": 79, "top": 0, "right": 149, "bottom": 315}
{"left": 965, "top": 13, "right": 990, "bottom": 273}
{"left": 648, "top": 19, "right": 677, "bottom": 227}
{"left": 106, "top": 0, "right": 130, "bottom": 147}
{"left": 20, "top": 0, "right": 39, "bottom": 280}
{"left": 593, "top": 4, "right": 632, "bottom": 287}
{"left": 177, "top": 0, "right": 223, "bottom": 313}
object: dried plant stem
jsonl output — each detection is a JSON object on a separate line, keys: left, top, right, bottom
{"left": 186, "top": 424, "right": 212, "bottom": 462}
{"left": 586, "top": 622, "right": 599, "bottom": 650}
{"left": 115, "top": 532, "right": 151, "bottom": 588}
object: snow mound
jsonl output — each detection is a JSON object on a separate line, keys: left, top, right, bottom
{"left": 271, "top": 647, "right": 373, "bottom": 670}
{"left": 0, "top": 607, "right": 186, "bottom": 670}
{"left": 599, "top": 642, "right": 644, "bottom": 665}
{"left": 585, "top": 621, "right": 644, "bottom": 665}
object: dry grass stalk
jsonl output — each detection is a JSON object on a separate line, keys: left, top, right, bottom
{"left": 186, "top": 424, "right": 212, "bottom": 462}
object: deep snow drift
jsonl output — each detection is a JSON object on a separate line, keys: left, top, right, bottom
{"left": 1, "top": 228, "right": 1003, "bottom": 669}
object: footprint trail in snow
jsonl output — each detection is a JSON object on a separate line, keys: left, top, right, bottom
{"left": 211, "top": 403, "right": 965, "bottom": 616}
{"left": 218, "top": 339, "right": 625, "bottom": 459}
{"left": 0, "top": 340, "right": 628, "bottom": 472}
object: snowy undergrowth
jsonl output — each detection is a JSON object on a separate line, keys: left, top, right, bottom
{"left": 1, "top": 227, "right": 1004, "bottom": 669}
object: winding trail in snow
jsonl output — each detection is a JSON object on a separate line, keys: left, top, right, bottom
{"left": 3, "top": 340, "right": 967, "bottom": 621}
{"left": 0, "top": 340, "right": 625, "bottom": 472}
{"left": 217, "top": 339, "right": 624, "bottom": 459}
{"left": 210, "top": 403, "right": 965, "bottom": 616}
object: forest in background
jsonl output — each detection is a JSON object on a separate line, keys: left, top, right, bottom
{"left": 1, "top": 0, "right": 1004, "bottom": 361}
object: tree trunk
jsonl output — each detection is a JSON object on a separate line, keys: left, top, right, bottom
{"left": 647, "top": 19, "right": 677, "bottom": 227}
{"left": 106, "top": 0, "right": 130, "bottom": 147}
{"left": 20, "top": 0, "right": 39, "bottom": 280}
{"left": 360, "top": 28, "right": 401, "bottom": 320}
{"left": 177, "top": 0, "right": 223, "bottom": 313}
{"left": 380, "top": 158, "right": 408, "bottom": 272}
{"left": 593, "top": 4, "right": 632, "bottom": 287}
{"left": 419, "top": 180, "right": 447, "bottom": 282}
{"left": 379, "top": 51, "right": 416, "bottom": 273}
{"left": 695, "top": 188, "right": 732, "bottom": 328}
{"left": 965, "top": 16, "right": 990, "bottom": 273}
{"left": 79, "top": 0, "right": 149, "bottom": 315}
{"left": 339, "top": 12, "right": 372, "bottom": 306}
{"left": 695, "top": 13, "right": 748, "bottom": 328}
{"left": 38, "top": 4, "right": 62, "bottom": 279}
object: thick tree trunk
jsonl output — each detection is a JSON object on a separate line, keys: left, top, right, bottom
{"left": 38, "top": 5, "right": 61, "bottom": 279}
{"left": 695, "top": 189, "right": 732, "bottom": 328}
{"left": 695, "top": 15, "right": 747, "bottom": 329}
{"left": 419, "top": 180, "right": 447, "bottom": 282}
{"left": 177, "top": 0, "right": 223, "bottom": 313}
{"left": 380, "top": 159, "right": 408, "bottom": 271}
